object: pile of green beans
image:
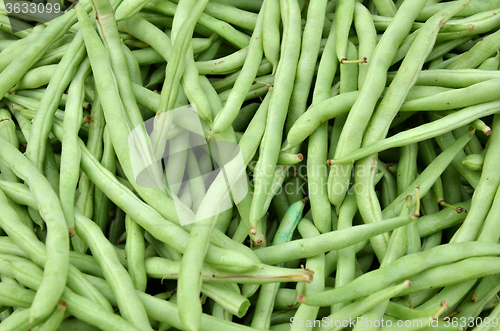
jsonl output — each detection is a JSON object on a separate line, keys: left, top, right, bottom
{"left": 3, "top": 0, "right": 500, "bottom": 330}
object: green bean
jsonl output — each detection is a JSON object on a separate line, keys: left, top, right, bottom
{"left": 33, "top": 300, "right": 66, "bottom": 331}
{"left": 327, "top": 0, "right": 428, "bottom": 207}
{"left": 85, "top": 273, "right": 259, "bottom": 331}
{"left": 430, "top": 119, "right": 480, "bottom": 190}
{"left": 177, "top": 201, "right": 218, "bottom": 328}
{"left": 52, "top": 120, "right": 258, "bottom": 272}
{"left": 0, "top": 306, "right": 33, "bottom": 331}
{"left": 335, "top": 0, "right": 355, "bottom": 62}
{"left": 301, "top": 242, "right": 500, "bottom": 307}
{"left": 397, "top": 144, "right": 418, "bottom": 194}
{"left": 332, "top": 191, "right": 358, "bottom": 313}
{"left": 32, "top": 43, "right": 70, "bottom": 68}
{"left": 92, "top": 127, "right": 114, "bottom": 232}
{"left": 11, "top": 89, "right": 74, "bottom": 109}
{"left": 156, "top": 0, "right": 208, "bottom": 118}
{"left": 219, "top": 81, "right": 270, "bottom": 103}
{"left": 92, "top": 0, "right": 146, "bottom": 131}
{"left": 250, "top": 198, "right": 306, "bottom": 329}
{"left": 203, "top": 283, "right": 249, "bottom": 318}
{"left": 398, "top": 257, "right": 500, "bottom": 296}
{"left": 0, "top": 25, "right": 44, "bottom": 73}
{"left": 196, "top": 47, "right": 249, "bottom": 75}
{"left": 144, "top": 1, "right": 249, "bottom": 49}
{"left": 201, "top": 0, "right": 258, "bottom": 31}
{"left": 396, "top": 144, "right": 421, "bottom": 255}
{"left": 124, "top": 215, "right": 146, "bottom": 292}
{"left": 59, "top": 59, "right": 89, "bottom": 242}
{"left": 312, "top": 281, "right": 411, "bottom": 331}
{"left": 417, "top": 200, "right": 470, "bottom": 237}
{"left": 80, "top": 81, "right": 100, "bottom": 139}
{"left": 330, "top": 43, "right": 359, "bottom": 191}
{"left": 120, "top": 19, "right": 172, "bottom": 61}
{"left": 385, "top": 301, "right": 445, "bottom": 320}
{"left": 255, "top": 215, "right": 412, "bottom": 265}
{"left": 448, "top": 28, "right": 500, "bottom": 69}
{"left": 249, "top": 0, "right": 301, "bottom": 234}
{"left": 0, "top": 283, "right": 36, "bottom": 308}
{"left": 426, "top": 37, "right": 472, "bottom": 63}
{"left": 0, "top": 39, "right": 14, "bottom": 51}
{"left": 0, "top": 111, "right": 19, "bottom": 184}
{"left": 25, "top": 29, "right": 87, "bottom": 172}
{"left": 211, "top": 60, "right": 272, "bottom": 92}
{"left": 74, "top": 211, "right": 152, "bottom": 331}
{"left": 333, "top": 91, "right": 499, "bottom": 164}
{"left": 133, "top": 77, "right": 270, "bottom": 241}
{"left": 418, "top": 0, "right": 500, "bottom": 21}
{"left": 387, "top": 69, "right": 500, "bottom": 88}
{"left": 401, "top": 78, "right": 500, "bottom": 112}
{"left": 275, "top": 288, "right": 299, "bottom": 309}
{"left": 381, "top": 197, "right": 411, "bottom": 268}
{"left": 262, "top": 0, "right": 280, "bottom": 74}
{"left": 440, "top": 6, "right": 500, "bottom": 31}
{"left": 0, "top": 137, "right": 69, "bottom": 325}
{"left": 477, "top": 188, "right": 500, "bottom": 240}
{"left": 351, "top": 1, "right": 469, "bottom": 261}
{"left": 179, "top": 71, "right": 236, "bottom": 331}
{"left": 0, "top": 194, "right": 112, "bottom": 312}
{"left": 372, "top": 0, "right": 396, "bottom": 17}
{"left": 3, "top": 93, "right": 61, "bottom": 115}
{"left": 211, "top": 6, "right": 264, "bottom": 134}
{"left": 451, "top": 115, "right": 500, "bottom": 243}
{"left": 12, "top": 65, "right": 57, "bottom": 91}
{"left": 353, "top": 2, "right": 376, "bottom": 89}
{"left": 144, "top": 256, "right": 312, "bottom": 284}
{"left": 381, "top": 129, "right": 474, "bottom": 219}
{"left": 282, "top": 91, "right": 358, "bottom": 152}
{"left": 291, "top": 219, "right": 325, "bottom": 330}
{"left": 9, "top": 260, "right": 141, "bottom": 331}
{"left": 285, "top": 0, "right": 327, "bottom": 137}
{"left": 274, "top": 199, "right": 307, "bottom": 245}
{"left": 455, "top": 274, "right": 500, "bottom": 321}
{"left": 0, "top": 182, "right": 38, "bottom": 212}
{"left": 419, "top": 135, "right": 445, "bottom": 200}
{"left": 303, "top": 18, "right": 337, "bottom": 235}
{"left": 77, "top": 4, "right": 190, "bottom": 231}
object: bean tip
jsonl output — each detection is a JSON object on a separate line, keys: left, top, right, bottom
{"left": 58, "top": 301, "right": 67, "bottom": 310}
{"left": 297, "top": 293, "right": 306, "bottom": 303}
{"left": 300, "top": 264, "right": 314, "bottom": 282}
{"left": 281, "top": 142, "right": 291, "bottom": 152}
{"left": 252, "top": 236, "right": 265, "bottom": 247}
